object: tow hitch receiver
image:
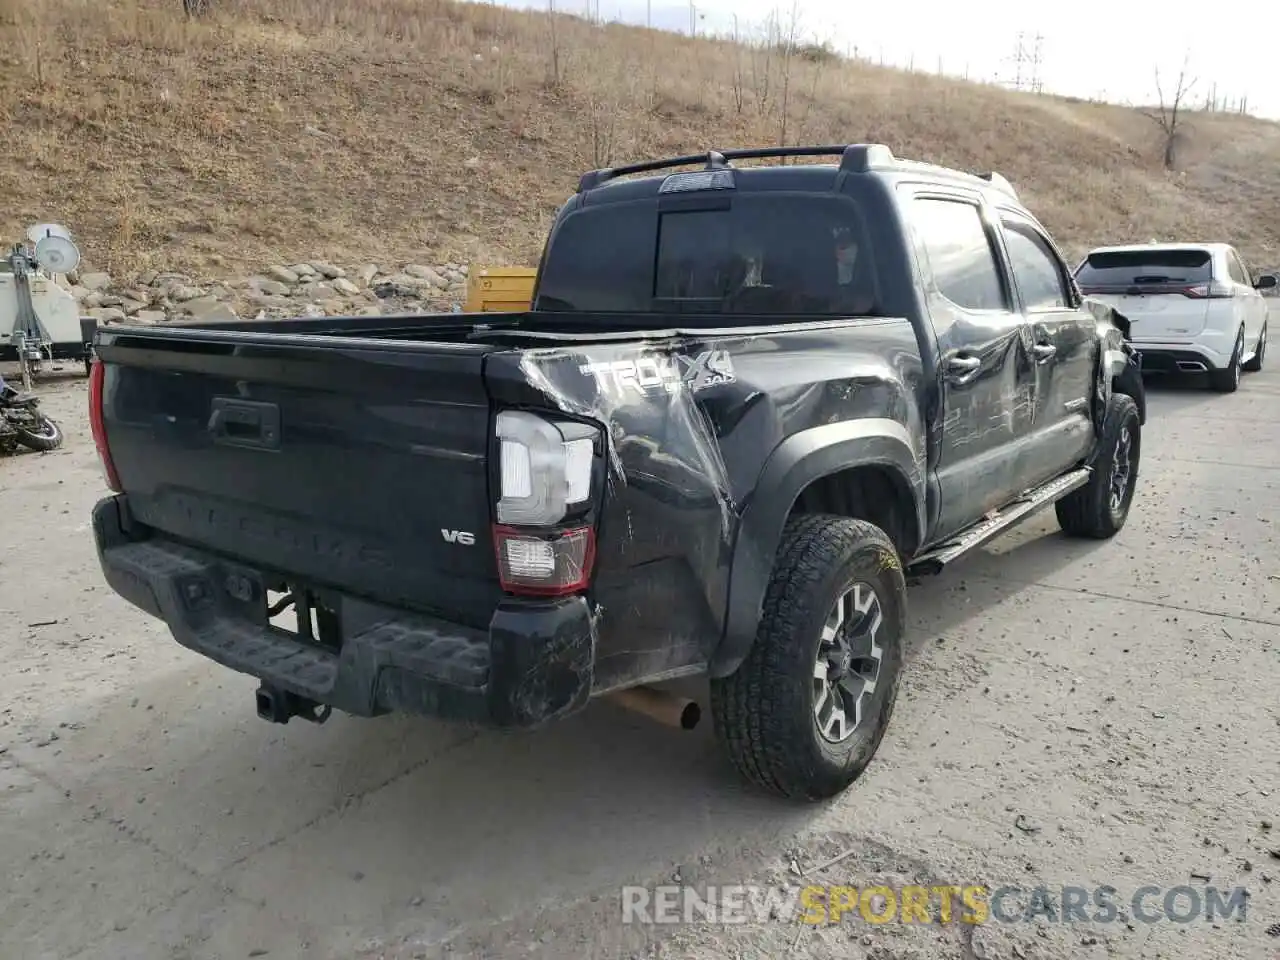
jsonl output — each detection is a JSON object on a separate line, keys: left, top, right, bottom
{"left": 255, "top": 683, "right": 332, "bottom": 725}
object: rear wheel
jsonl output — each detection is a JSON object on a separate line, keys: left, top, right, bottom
{"left": 1242, "top": 323, "right": 1266, "bottom": 373}
{"left": 14, "top": 414, "right": 63, "bottom": 452}
{"left": 1056, "top": 394, "right": 1140, "bottom": 539}
{"left": 1208, "top": 328, "right": 1244, "bottom": 392}
{"left": 710, "top": 515, "right": 907, "bottom": 801}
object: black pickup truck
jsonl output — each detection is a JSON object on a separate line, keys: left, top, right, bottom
{"left": 89, "top": 144, "right": 1144, "bottom": 802}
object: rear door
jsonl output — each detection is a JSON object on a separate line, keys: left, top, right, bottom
{"left": 904, "top": 190, "right": 1035, "bottom": 540}
{"left": 996, "top": 212, "right": 1095, "bottom": 488}
{"left": 1074, "top": 248, "right": 1215, "bottom": 341}
{"left": 1227, "top": 248, "right": 1267, "bottom": 345}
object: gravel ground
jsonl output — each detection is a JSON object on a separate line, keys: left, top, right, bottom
{"left": 0, "top": 362, "right": 1277, "bottom": 960}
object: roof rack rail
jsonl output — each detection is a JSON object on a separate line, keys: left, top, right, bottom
{"left": 576, "top": 143, "right": 895, "bottom": 192}
{"left": 975, "top": 170, "right": 1018, "bottom": 200}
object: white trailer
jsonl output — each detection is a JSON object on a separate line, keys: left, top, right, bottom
{"left": 0, "top": 224, "right": 97, "bottom": 385}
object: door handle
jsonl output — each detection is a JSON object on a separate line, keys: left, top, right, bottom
{"left": 1033, "top": 342, "right": 1057, "bottom": 362}
{"left": 945, "top": 354, "right": 982, "bottom": 385}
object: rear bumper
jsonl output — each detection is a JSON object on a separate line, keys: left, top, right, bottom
{"left": 92, "top": 495, "right": 596, "bottom": 729}
{"left": 1128, "top": 341, "right": 1231, "bottom": 372}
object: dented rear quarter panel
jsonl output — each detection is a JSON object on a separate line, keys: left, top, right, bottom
{"left": 482, "top": 316, "right": 926, "bottom": 692}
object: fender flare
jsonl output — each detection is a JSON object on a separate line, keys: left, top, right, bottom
{"left": 709, "top": 418, "right": 925, "bottom": 679}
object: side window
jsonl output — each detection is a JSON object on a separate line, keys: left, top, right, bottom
{"left": 910, "top": 197, "right": 1006, "bottom": 312}
{"left": 1001, "top": 220, "right": 1070, "bottom": 312}
{"left": 1225, "top": 253, "right": 1248, "bottom": 285}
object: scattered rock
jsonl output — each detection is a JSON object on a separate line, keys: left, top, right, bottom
{"left": 182, "top": 297, "right": 239, "bottom": 323}
{"left": 372, "top": 280, "right": 417, "bottom": 299}
{"left": 403, "top": 264, "right": 447, "bottom": 287}
{"left": 168, "top": 284, "right": 204, "bottom": 303}
{"left": 249, "top": 293, "right": 292, "bottom": 311}
{"left": 313, "top": 262, "right": 346, "bottom": 279}
{"left": 332, "top": 277, "right": 360, "bottom": 296}
{"left": 356, "top": 264, "right": 379, "bottom": 285}
{"left": 297, "top": 281, "right": 337, "bottom": 299}
{"left": 79, "top": 271, "right": 112, "bottom": 291}
{"left": 249, "top": 277, "right": 290, "bottom": 297}
{"left": 267, "top": 265, "right": 300, "bottom": 284}
{"left": 88, "top": 307, "right": 127, "bottom": 324}
{"left": 134, "top": 311, "right": 166, "bottom": 324}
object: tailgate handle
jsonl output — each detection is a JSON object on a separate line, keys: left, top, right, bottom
{"left": 209, "top": 398, "right": 280, "bottom": 450}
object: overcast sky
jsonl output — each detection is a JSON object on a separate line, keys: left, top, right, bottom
{"left": 501, "top": 0, "right": 1274, "bottom": 118}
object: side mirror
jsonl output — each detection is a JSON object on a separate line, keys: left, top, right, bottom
{"left": 1255, "top": 274, "right": 1277, "bottom": 290}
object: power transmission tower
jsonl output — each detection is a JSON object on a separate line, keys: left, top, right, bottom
{"left": 1005, "top": 31, "right": 1044, "bottom": 93}
{"left": 1028, "top": 32, "right": 1044, "bottom": 93}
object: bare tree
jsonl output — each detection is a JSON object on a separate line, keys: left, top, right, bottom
{"left": 730, "top": 15, "right": 745, "bottom": 115}
{"left": 1143, "top": 53, "right": 1196, "bottom": 170}
{"left": 775, "top": 1, "right": 801, "bottom": 148}
{"left": 183, "top": 0, "right": 212, "bottom": 15}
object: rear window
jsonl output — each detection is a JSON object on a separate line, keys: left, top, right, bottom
{"left": 1075, "top": 249, "right": 1214, "bottom": 287}
{"left": 535, "top": 194, "right": 877, "bottom": 316}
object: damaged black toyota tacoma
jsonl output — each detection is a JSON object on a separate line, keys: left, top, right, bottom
{"left": 88, "top": 144, "right": 1145, "bottom": 801}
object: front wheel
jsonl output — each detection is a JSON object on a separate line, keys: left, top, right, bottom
{"left": 1242, "top": 323, "right": 1266, "bottom": 373}
{"left": 14, "top": 414, "right": 63, "bottom": 452}
{"left": 710, "top": 515, "right": 907, "bottom": 801}
{"left": 1056, "top": 394, "right": 1141, "bottom": 539}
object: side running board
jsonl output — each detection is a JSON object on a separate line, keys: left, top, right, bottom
{"left": 907, "top": 467, "right": 1092, "bottom": 577}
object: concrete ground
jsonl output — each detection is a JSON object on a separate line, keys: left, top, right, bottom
{"left": 0, "top": 363, "right": 1277, "bottom": 960}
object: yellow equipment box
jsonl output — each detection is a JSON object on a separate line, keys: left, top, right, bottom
{"left": 465, "top": 266, "right": 537, "bottom": 313}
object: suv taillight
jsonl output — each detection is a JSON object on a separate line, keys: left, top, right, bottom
{"left": 1182, "top": 281, "right": 1233, "bottom": 299}
{"left": 492, "top": 410, "right": 600, "bottom": 596}
{"left": 88, "top": 359, "right": 122, "bottom": 492}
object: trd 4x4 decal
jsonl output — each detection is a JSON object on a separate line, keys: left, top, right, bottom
{"left": 579, "top": 350, "right": 736, "bottom": 397}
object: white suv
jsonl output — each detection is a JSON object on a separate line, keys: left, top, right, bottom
{"left": 1074, "top": 242, "right": 1274, "bottom": 393}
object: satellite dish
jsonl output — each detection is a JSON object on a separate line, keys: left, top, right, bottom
{"left": 26, "top": 222, "right": 74, "bottom": 246}
{"left": 34, "top": 235, "right": 81, "bottom": 275}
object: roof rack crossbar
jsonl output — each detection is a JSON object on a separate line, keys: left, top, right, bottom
{"left": 576, "top": 143, "right": 894, "bottom": 192}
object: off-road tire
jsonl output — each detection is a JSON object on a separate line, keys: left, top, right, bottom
{"left": 1208, "top": 329, "right": 1244, "bottom": 392}
{"left": 1056, "top": 394, "right": 1140, "bottom": 539}
{"left": 710, "top": 514, "right": 907, "bottom": 801}
{"left": 1242, "top": 323, "right": 1266, "bottom": 373}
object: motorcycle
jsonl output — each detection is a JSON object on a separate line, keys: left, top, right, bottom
{"left": 0, "top": 372, "right": 63, "bottom": 453}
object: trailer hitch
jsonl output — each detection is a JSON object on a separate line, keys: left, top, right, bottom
{"left": 255, "top": 683, "right": 332, "bottom": 725}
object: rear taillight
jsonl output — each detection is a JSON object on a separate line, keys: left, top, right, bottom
{"left": 492, "top": 410, "right": 601, "bottom": 596}
{"left": 494, "top": 525, "right": 596, "bottom": 596}
{"left": 88, "top": 359, "right": 122, "bottom": 492}
{"left": 1181, "top": 282, "right": 1233, "bottom": 299}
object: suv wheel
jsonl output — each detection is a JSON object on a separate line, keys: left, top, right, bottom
{"left": 1056, "top": 393, "right": 1141, "bottom": 539}
{"left": 710, "top": 514, "right": 906, "bottom": 801}
{"left": 1209, "top": 329, "right": 1244, "bottom": 392}
{"left": 1242, "top": 323, "right": 1267, "bottom": 373}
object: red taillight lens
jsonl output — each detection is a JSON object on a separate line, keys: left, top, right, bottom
{"left": 88, "top": 359, "right": 122, "bottom": 492}
{"left": 1181, "top": 282, "right": 1232, "bottom": 299}
{"left": 493, "top": 525, "right": 595, "bottom": 596}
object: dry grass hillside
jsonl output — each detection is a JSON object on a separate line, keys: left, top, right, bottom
{"left": 3, "top": 0, "right": 1280, "bottom": 279}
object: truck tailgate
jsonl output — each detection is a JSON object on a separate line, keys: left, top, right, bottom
{"left": 97, "top": 328, "right": 501, "bottom": 628}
